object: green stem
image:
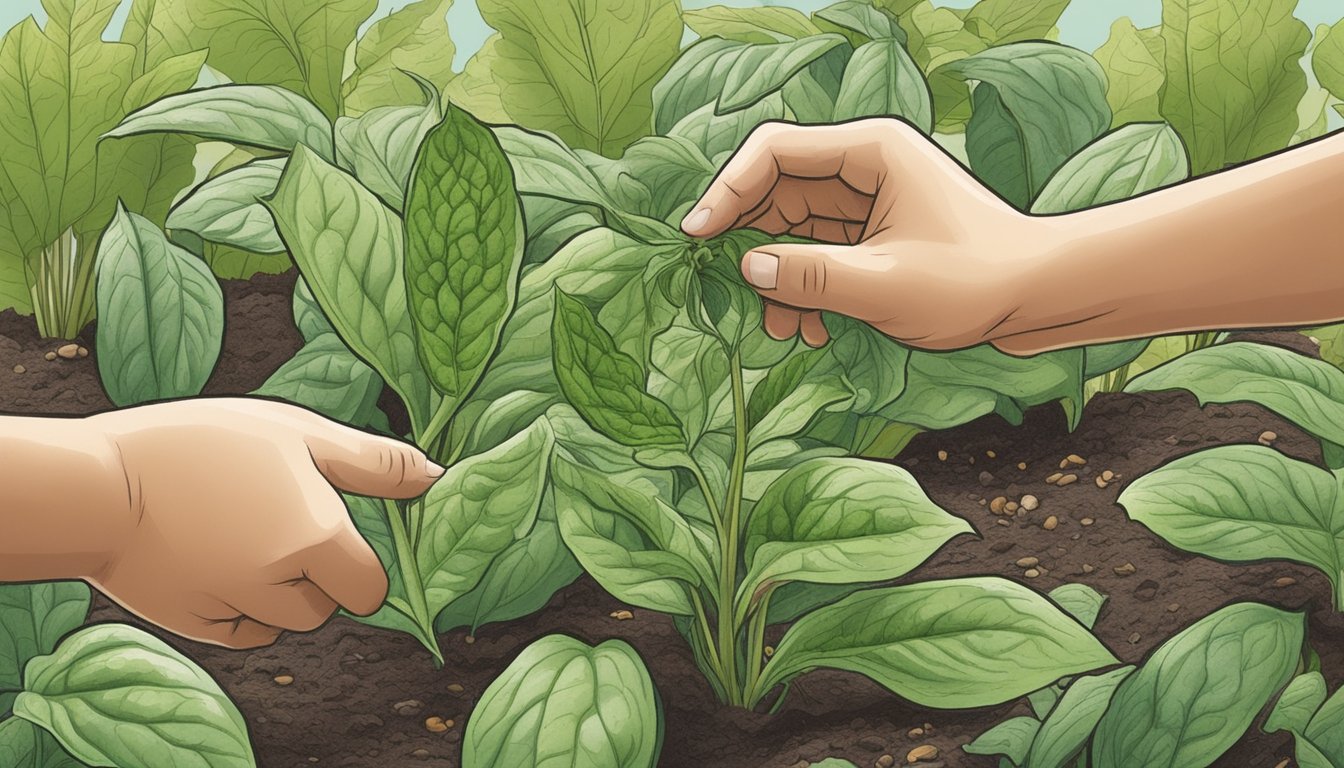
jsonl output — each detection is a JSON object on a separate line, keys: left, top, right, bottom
{"left": 383, "top": 498, "right": 442, "bottom": 665}
{"left": 743, "top": 585, "right": 775, "bottom": 706}
{"left": 687, "top": 459, "right": 722, "bottom": 522}
{"left": 418, "top": 398, "right": 458, "bottom": 457}
{"left": 714, "top": 351, "right": 750, "bottom": 706}
{"left": 689, "top": 590, "right": 726, "bottom": 683}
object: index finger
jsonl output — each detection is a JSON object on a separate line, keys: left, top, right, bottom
{"left": 680, "top": 119, "right": 899, "bottom": 238}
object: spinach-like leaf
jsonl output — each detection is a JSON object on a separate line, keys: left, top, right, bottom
{"left": 720, "top": 35, "right": 850, "bottom": 113}
{"left": 756, "top": 578, "right": 1118, "bottom": 709}
{"left": 833, "top": 39, "right": 932, "bottom": 132}
{"left": 334, "top": 73, "right": 442, "bottom": 211}
{"left": 1047, "top": 583, "right": 1107, "bottom": 629}
{"left": 252, "top": 334, "right": 386, "bottom": 429}
{"left": 0, "top": 718, "right": 82, "bottom": 768}
{"left": 1266, "top": 672, "right": 1329, "bottom": 738}
{"left": 684, "top": 6, "right": 823, "bottom": 44}
{"left": 341, "top": 0, "right": 454, "bottom": 115}
{"left": 1093, "top": 603, "right": 1303, "bottom": 768}
{"left": 962, "top": 0, "right": 1070, "bottom": 46}
{"left": 963, "top": 716, "right": 1039, "bottom": 764}
{"left": 1316, "top": 20, "right": 1344, "bottom": 105}
{"left": 167, "top": 159, "right": 286, "bottom": 253}
{"left": 814, "top": 1, "right": 906, "bottom": 44}
{"left": 1093, "top": 18, "right": 1165, "bottom": 127}
{"left": 668, "top": 94, "right": 787, "bottom": 165}
{"left": 1032, "top": 123, "right": 1189, "bottom": 214}
{"left": 0, "top": 583, "right": 90, "bottom": 714}
{"left": 14, "top": 625, "right": 255, "bottom": 768}
{"left": 404, "top": 102, "right": 524, "bottom": 415}
{"left": 95, "top": 206, "right": 224, "bottom": 407}
{"left": 1026, "top": 666, "right": 1134, "bottom": 768}
{"left": 464, "top": 635, "right": 662, "bottom": 768}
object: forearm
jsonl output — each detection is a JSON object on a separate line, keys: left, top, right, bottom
{"left": 994, "top": 131, "right": 1344, "bottom": 352}
{"left": 0, "top": 415, "right": 128, "bottom": 582}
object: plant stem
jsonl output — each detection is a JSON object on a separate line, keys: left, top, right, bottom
{"left": 383, "top": 498, "right": 442, "bottom": 666}
{"left": 31, "top": 228, "right": 95, "bottom": 339}
{"left": 418, "top": 398, "right": 458, "bottom": 457}
{"left": 714, "top": 350, "right": 750, "bottom": 706}
{"left": 687, "top": 459, "right": 722, "bottom": 522}
{"left": 689, "top": 590, "right": 726, "bottom": 682}
{"left": 743, "top": 585, "right": 775, "bottom": 706}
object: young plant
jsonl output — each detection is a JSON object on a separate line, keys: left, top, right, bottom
{"left": 1266, "top": 670, "right": 1344, "bottom": 768}
{"left": 0, "top": 582, "right": 255, "bottom": 767}
{"left": 545, "top": 239, "right": 1117, "bottom": 710}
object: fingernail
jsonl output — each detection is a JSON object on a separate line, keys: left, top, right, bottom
{"left": 426, "top": 461, "right": 446, "bottom": 479}
{"left": 682, "top": 207, "right": 712, "bottom": 234}
{"left": 745, "top": 251, "right": 778, "bottom": 290}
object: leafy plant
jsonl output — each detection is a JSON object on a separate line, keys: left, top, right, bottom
{"left": 1266, "top": 671, "right": 1344, "bottom": 768}
{"left": 463, "top": 634, "right": 662, "bottom": 768}
{"left": 0, "top": 582, "right": 255, "bottom": 767}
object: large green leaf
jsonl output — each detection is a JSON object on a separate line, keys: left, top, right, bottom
{"left": 1306, "top": 684, "right": 1344, "bottom": 765}
{"left": 334, "top": 77, "right": 441, "bottom": 211}
{"left": 756, "top": 578, "right": 1118, "bottom": 708}
{"left": 1093, "top": 18, "right": 1165, "bottom": 127}
{"left": 963, "top": 716, "right": 1039, "bottom": 765}
{"left": 0, "top": 582, "right": 90, "bottom": 713}
{"left": 948, "top": 42, "right": 1111, "bottom": 208}
{"left": 443, "top": 33, "right": 510, "bottom": 124}
{"left": 1266, "top": 672, "right": 1328, "bottom": 737}
{"left": 741, "top": 458, "right": 971, "bottom": 613}
{"left": 416, "top": 417, "right": 554, "bottom": 618}
{"left": 1316, "top": 20, "right": 1344, "bottom": 103}
{"left": 669, "top": 94, "right": 785, "bottom": 165}
{"left": 1093, "top": 603, "right": 1303, "bottom": 768}
{"left": 814, "top": 1, "right": 906, "bottom": 44}
{"left": 684, "top": 6, "right": 823, "bottom": 44}
{"left": 833, "top": 39, "right": 932, "bottom": 132}
{"left": 1159, "top": 0, "right": 1310, "bottom": 175}
{"left": 1027, "top": 666, "right": 1134, "bottom": 768}
{"left": 719, "top": 35, "right": 850, "bottom": 113}
{"left": 94, "top": 206, "right": 224, "bottom": 407}
{"left": 478, "top": 0, "right": 682, "bottom": 157}
{"left": 962, "top": 0, "right": 1070, "bottom": 46}
{"left": 0, "top": 717, "right": 82, "bottom": 768}
{"left": 1118, "top": 445, "right": 1344, "bottom": 605}
{"left": 342, "top": 0, "right": 454, "bottom": 115}
{"left": 167, "top": 159, "right": 286, "bottom": 253}
{"left": 252, "top": 334, "right": 385, "bottom": 428}
{"left": 265, "top": 144, "right": 434, "bottom": 433}
{"left": 404, "top": 103, "right": 524, "bottom": 415}
{"left": 463, "top": 635, "right": 662, "bottom": 768}
{"left": 1032, "top": 123, "right": 1189, "bottom": 214}
{"left": 14, "top": 624, "right": 255, "bottom": 768}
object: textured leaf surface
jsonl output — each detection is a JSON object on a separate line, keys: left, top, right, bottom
{"left": 167, "top": 159, "right": 285, "bottom": 253}
{"left": 0, "top": 582, "right": 90, "bottom": 713}
{"left": 1027, "top": 666, "right": 1134, "bottom": 768}
{"left": 342, "top": 0, "right": 454, "bottom": 114}
{"left": 833, "top": 39, "right": 932, "bottom": 131}
{"left": 1032, "top": 123, "right": 1188, "bottom": 214}
{"left": 1094, "top": 18, "right": 1165, "bottom": 126}
{"left": 335, "top": 78, "right": 441, "bottom": 211}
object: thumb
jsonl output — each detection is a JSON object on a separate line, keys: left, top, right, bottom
{"left": 305, "top": 424, "right": 444, "bottom": 499}
{"left": 739, "top": 242, "right": 878, "bottom": 315}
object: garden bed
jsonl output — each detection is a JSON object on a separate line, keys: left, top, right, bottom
{"left": 2, "top": 270, "right": 1336, "bottom": 768}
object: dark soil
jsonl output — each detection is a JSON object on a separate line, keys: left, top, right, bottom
{"left": 0, "top": 277, "right": 1334, "bottom": 768}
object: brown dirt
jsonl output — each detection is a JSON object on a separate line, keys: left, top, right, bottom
{"left": 0, "top": 286, "right": 1335, "bottom": 768}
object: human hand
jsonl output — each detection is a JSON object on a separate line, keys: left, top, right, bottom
{"left": 80, "top": 399, "right": 441, "bottom": 648}
{"left": 681, "top": 119, "right": 1058, "bottom": 351}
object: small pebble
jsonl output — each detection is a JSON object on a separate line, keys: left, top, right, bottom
{"left": 996, "top": 519, "right": 1010, "bottom": 527}
{"left": 1128, "top": 633, "right": 1141, "bottom": 644}
{"left": 1059, "top": 458, "right": 1070, "bottom": 470}
{"left": 876, "top": 756, "right": 895, "bottom": 768}
{"left": 464, "top": 635, "right": 475, "bottom": 644}
{"left": 937, "top": 450, "right": 948, "bottom": 461}
{"left": 411, "top": 749, "right": 430, "bottom": 759}
{"left": 907, "top": 745, "right": 939, "bottom": 764}
{"left": 610, "top": 610, "right": 634, "bottom": 620}
{"left": 1259, "top": 431, "right": 1278, "bottom": 445}
{"left": 1080, "top": 517, "right": 1094, "bottom": 526}
{"left": 77, "top": 346, "right": 88, "bottom": 358}
{"left": 978, "top": 470, "right": 994, "bottom": 486}
{"left": 1057, "top": 474, "right": 1079, "bottom": 486}
{"left": 1274, "top": 577, "right": 1297, "bottom": 588}
{"left": 989, "top": 496, "right": 1008, "bottom": 515}
{"left": 1102, "top": 470, "right": 1115, "bottom": 481}
{"left": 907, "top": 728, "right": 924, "bottom": 738}
{"left": 1005, "top": 501, "right": 1019, "bottom": 513}
{"left": 986, "top": 450, "right": 996, "bottom": 459}
{"left": 273, "top": 675, "right": 293, "bottom": 686}
{"left": 12, "top": 364, "right": 23, "bottom": 374}
{"left": 1114, "top": 562, "right": 1136, "bottom": 576}
{"left": 1017, "top": 462, "right": 1028, "bottom": 470}
{"left": 1045, "top": 472, "right": 1064, "bottom": 485}
{"left": 1163, "top": 435, "right": 1180, "bottom": 445}
{"left": 1042, "top": 515, "right": 1058, "bottom": 531}
{"left": 1020, "top": 494, "right": 1039, "bottom": 511}
{"left": 1023, "top": 568, "right": 1040, "bottom": 578}
{"left": 1274, "top": 759, "right": 1291, "bottom": 768}
{"left": 1095, "top": 476, "right": 1109, "bottom": 489}
{"left": 1167, "top": 602, "right": 1181, "bottom": 612}
{"left": 1067, "top": 454, "right": 1087, "bottom": 466}
{"left": 764, "top": 645, "right": 774, "bottom": 657}
{"left": 1082, "top": 564, "right": 1095, "bottom": 573}
{"left": 1016, "top": 556, "right": 1039, "bottom": 568}
{"left": 56, "top": 343, "right": 78, "bottom": 359}
{"left": 446, "top": 684, "right": 465, "bottom": 693}
{"left": 393, "top": 699, "right": 424, "bottom": 716}
{"left": 44, "top": 351, "right": 56, "bottom": 361}
{"left": 425, "top": 717, "right": 450, "bottom": 733}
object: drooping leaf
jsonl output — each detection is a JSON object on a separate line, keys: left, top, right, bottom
{"left": 614, "top": 136, "right": 717, "bottom": 223}
{"left": 1032, "top": 123, "right": 1189, "bottom": 214}
{"left": 1093, "top": 18, "right": 1165, "bottom": 127}
{"left": 463, "top": 635, "right": 662, "bottom": 768}
{"left": 95, "top": 206, "right": 224, "bottom": 407}
{"left": 1093, "top": 603, "right": 1303, "bottom": 768}
{"left": 1047, "top": 583, "right": 1107, "bottom": 629}
{"left": 963, "top": 716, "right": 1040, "bottom": 764}
{"left": 335, "top": 74, "right": 442, "bottom": 211}
{"left": 669, "top": 94, "right": 786, "bottom": 166}
{"left": 443, "top": 33, "right": 510, "bottom": 124}
{"left": 1027, "top": 666, "right": 1135, "bottom": 768}
{"left": 1265, "top": 672, "right": 1328, "bottom": 737}
{"left": 1305, "top": 684, "right": 1344, "bottom": 765}
{"left": 756, "top": 577, "right": 1118, "bottom": 709}
{"left": 684, "top": 6, "right": 823, "bottom": 44}
{"left": 478, "top": 0, "right": 682, "bottom": 157}
{"left": 719, "top": 35, "right": 850, "bottom": 113}
{"left": 1159, "top": 0, "right": 1310, "bottom": 174}
{"left": 0, "top": 582, "right": 90, "bottom": 713}
{"left": 833, "top": 39, "right": 933, "bottom": 132}
{"left": 342, "top": 0, "right": 454, "bottom": 115}
{"left": 14, "top": 624, "right": 255, "bottom": 768}
{"left": 167, "top": 159, "right": 286, "bottom": 253}
{"left": 404, "top": 103, "right": 524, "bottom": 414}
{"left": 900, "top": 1, "right": 986, "bottom": 131}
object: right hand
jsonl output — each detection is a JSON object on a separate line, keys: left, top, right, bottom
{"left": 681, "top": 119, "right": 1059, "bottom": 352}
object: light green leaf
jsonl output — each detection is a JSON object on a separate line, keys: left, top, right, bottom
{"left": 252, "top": 333, "right": 385, "bottom": 428}
{"left": 648, "top": 324, "right": 731, "bottom": 448}
{"left": 463, "top": 635, "right": 662, "bottom": 768}
{"left": 1032, "top": 123, "right": 1189, "bottom": 214}
{"left": 963, "top": 0, "right": 1069, "bottom": 46}
{"left": 1027, "top": 666, "right": 1134, "bottom": 768}
{"left": 1305, "top": 683, "right": 1344, "bottom": 764}
{"left": 342, "top": 0, "right": 454, "bottom": 115}
{"left": 95, "top": 206, "right": 224, "bottom": 407}
{"left": 265, "top": 144, "right": 433, "bottom": 434}
{"left": 14, "top": 624, "right": 255, "bottom": 768}
{"left": 404, "top": 103, "right": 523, "bottom": 414}
{"left": 814, "top": 1, "right": 906, "bottom": 44}
{"left": 615, "top": 136, "right": 717, "bottom": 223}
{"left": 417, "top": 417, "right": 554, "bottom": 618}
{"left": 1047, "top": 583, "right": 1107, "bottom": 629}
{"left": 344, "top": 494, "right": 424, "bottom": 640}
{"left": 1266, "top": 672, "right": 1328, "bottom": 736}
{"left": 479, "top": 0, "right": 681, "bottom": 157}
{"left": 720, "top": 35, "right": 850, "bottom": 113}
{"left": 167, "top": 159, "right": 285, "bottom": 253}
{"left": 0, "top": 717, "right": 83, "bottom": 768}
{"left": 756, "top": 578, "right": 1119, "bottom": 708}
{"left": 668, "top": 94, "right": 786, "bottom": 171}
{"left": 551, "top": 289, "right": 685, "bottom": 449}
{"left": 964, "top": 716, "right": 1039, "bottom": 763}
{"left": 833, "top": 39, "right": 933, "bottom": 132}
{"left": 106, "top": 84, "right": 335, "bottom": 159}
{"left": 1093, "top": 603, "right": 1303, "bottom": 768}
{"left": 334, "top": 75, "right": 441, "bottom": 211}
{"left": 805, "top": 760, "right": 859, "bottom": 768}
{"left": 1159, "top": 0, "right": 1310, "bottom": 174}
{"left": 1117, "top": 445, "right": 1344, "bottom": 606}
{"left": 443, "top": 33, "right": 510, "bottom": 124}
{"left": 1316, "top": 20, "right": 1344, "bottom": 103}
{"left": 0, "top": 582, "right": 90, "bottom": 713}
{"left": 948, "top": 42, "right": 1111, "bottom": 208}
{"left": 684, "top": 6, "right": 823, "bottom": 44}
{"left": 902, "top": 1, "right": 986, "bottom": 131}
{"left": 1094, "top": 18, "right": 1165, "bottom": 127}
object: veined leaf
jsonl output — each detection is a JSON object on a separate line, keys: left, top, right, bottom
{"left": 684, "top": 6, "right": 823, "bottom": 44}
{"left": 1159, "top": 0, "right": 1310, "bottom": 174}
{"left": 0, "top": 582, "right": 90, "bottom": 713}
{"left": 833, "top": 39, "right": 933, "bottom": 132}
{"left": 252, "top": 334, "right": 385, "bottom": 429}
{"left": 95, "top": 206, "right": 224, "bottom": 407}
{"left": 1048, "top": 583, "right": 1107, "bottom": 629}
{"left": 963, "top": 716, "right": 1039, "bottom": 764}
{"left": 1032, "top": 123, "right": 1189, "bottom": 214}
{"left": 167, "top": 159, "right": 286, "bottom": 253}
{"left": 443, "top": 33, "right": 510, "bottom": 124}
{"left": 335, "top": 73, "right": 442, "bottom": 211}
{"left": 963, "top": 0, "right": 1069, "bottom": 46}
{"left": 1266, "top": 672, "right": 1328, "bottom": 737}
{"left": 1316, "top": 20, "right": 1344, "bottom": 103}
{"left": 1026, "top": 666, "right": 1134, "bottom": 768}
{"left": 720, "top": 35, "right": 850, "bottom": 113}
{"left": 0, "top": 717, "right": 82, "bottom": 768}
{"left": 342, "top": 0, "right": 454, "bottom": 115}
{"left": 463, "top": 635, "right": 662, "bottom": 768}
{"left": 668, "top": 94, "right": 786, "bottom": 174}
{"left": 1093, "top": 603, "right": 1303, "bottom": 768}
{"left": 814, "top": 1, "right": 906, "bottom": 44}
{"left": 1094, "top": 18, "right": 1165, "bottom": 127}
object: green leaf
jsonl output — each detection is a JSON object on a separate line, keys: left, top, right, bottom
{"left": 342, "top": 0, "right": 454, "bottom": 115}
{"left": 1266, "top": 672, "right": 1328, "bottom": 736}
{"left": 95, "top": 206, "right": 224, "bottom": 407}
{"left": 814, "top": 1, "right": 906, "bottom": 44}
{"left": 1159, "top": 0, "right": 1310, "bottom": 174}
{"left": 1093, "top": 18, "right": 1165, "bottom": 127}
{"left": 1093, "top": 603, "right": 1303, "bottom": 768}
{"left": 478, "top": 0, "right": 682, "bottom": 157}
{"left": 443, "top": 33, "right": 510, "bottom": 124}
{"left": 756, "top": 578, "right": 1118, "bottom": 709}
{"left": 0, "top": 582, "right": 90, "bottom": 713}
{"left": 334, "top": 76, "right": 442, "bottom": 211}
{"left": 1124, "top": 342, "right": 1344, "bottom": 456}
{"left": 684, "top": 6, "right": 824, "bottom": 44}
{"left": 107, "top": 85, "right": 335, "bottom": 159}
{"left": 1305, "top": 683, "right": 1344, "bottom": 764}
{"left": 833, "top": 39, "right": 933, "bottom": 132}
{"left": 948, "top": 42, "right": 1111, "bottom": 208}
{"left": 1027, "top": 666, "right": 1134, "bottom": 768}
{"left": 1117, "top": 445, "right": 1344, "bottom": 607}
{"left": 648, "top": 324, "right": 731, "bottom": 448}
{"left": 404, "top": 103, "right": 523, "bottom": 414}
{"left": 902, "top": 1, "right": 987, "bottom": 131}
{"left": 252, "top": 334, "right": 385, "bottom": 428}
{"left": 748, "top": 372, "right": 853, "bottom": 453}
{"left": 1047, "top": 583, "right": 1107, "bottom": 629}
{"left": 416, "top": 417, "right": 554, "bottom": 618}
{"left": 551, "top": 289, "right": 685, "bottom": 449}
{"left": 265, "top": 144, "right": 434, "bottom": 434}
{"left": 615, "top": 136, "right": 718, "bottom": 223}
{"left": 463, "top": 635, "right": 662, "bottom": 768}
{"left": 1316, "top": 20, "right": 1344, "bottom": 103}
{"left": 14, "top": 624, "right": 255, "bottom": 768}
{"left": 0, "top": 717, "right": 82, "bottom": 768}
{"left": 720, "top": 35, "right": 850, "bottom": 113}
{"left": 805, "top": 760, "right": 859, "bottom": 768}
{"left": 963, "top": 0, "right": 1069, "bottom": 46}
{"left": 1032, "top": 123, "right": 1189, "bottom": 214}
{"left": 167, "top": 159, "right": 285, "bottom": 253}
{"left": 964, "top": 716, "right": 1040, "bottom": 763}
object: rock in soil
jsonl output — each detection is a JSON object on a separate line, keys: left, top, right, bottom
{"left": 56, "top": 343, "right": 79, "bottom": 359}
{"left": 907, "top": 745, "right": 939, "bottom": 763}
